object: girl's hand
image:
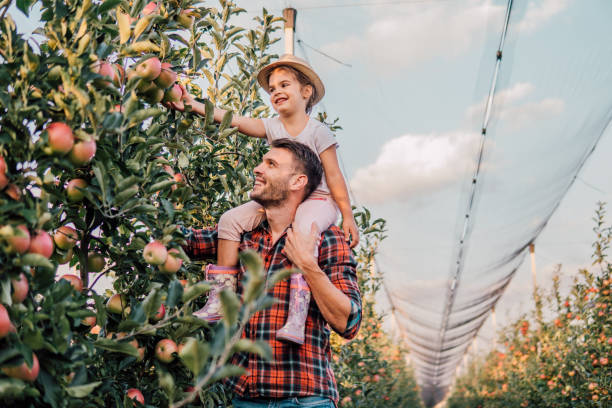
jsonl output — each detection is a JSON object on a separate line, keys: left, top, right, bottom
{"left": 342, "top": 215, "right": 359, "bottom": 248}
{"left": 164, "top": 84, "right": 195, "bottom": 112}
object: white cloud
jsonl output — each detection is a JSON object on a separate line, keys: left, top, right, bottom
{"left": 466, "top": 82, "right": 564, "bottom": 129}
{"left": 321, "top": 0, "right": 505, "bottom": 72}
{"left": 515, "top": 0, "right": 571, "bottom": 32}
{"left": 350, "top": 132, "right": 480, "bottom": 204}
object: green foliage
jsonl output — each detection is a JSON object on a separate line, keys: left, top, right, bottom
{"left": 447, "top": 202, "right": 612, "bottom": 408}
{"left": 0, "top": 0, "right": 284, "bottom": 406}
{"left": 331, "top": 209, "right": 424, "bottom": 407}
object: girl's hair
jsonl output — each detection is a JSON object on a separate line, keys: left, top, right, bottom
{"left": 266, "top": 65, "right": 318, "bottom": 114}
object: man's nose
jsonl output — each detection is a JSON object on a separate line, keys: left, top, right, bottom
{"left": 253, "top": 163, "right": 263, "bottom": 175}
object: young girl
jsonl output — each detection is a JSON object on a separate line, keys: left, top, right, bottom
{"left": 169, "top": 54, "right": 358, "bottom": 344}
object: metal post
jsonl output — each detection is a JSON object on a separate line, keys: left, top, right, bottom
{"left": 283, "top": 8, "right": 297, "bottom": 55}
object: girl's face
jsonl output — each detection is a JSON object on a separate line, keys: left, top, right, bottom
{"left": 268, "top": 68, "right": 312, "bottom": 116}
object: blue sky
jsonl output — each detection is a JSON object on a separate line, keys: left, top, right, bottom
{"left": 11, "top": 0, "right": 612, "bottom": 379}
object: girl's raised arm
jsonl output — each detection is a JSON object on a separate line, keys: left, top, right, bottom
{"left": 319, "top": 146, "right": 360, "bottom": 248}
{"left": 167, "top": 84, "right": 266, "bottom": 138}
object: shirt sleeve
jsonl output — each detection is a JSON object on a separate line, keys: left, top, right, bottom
{"left": 318, "top": 226, "right": 361, "bottom": 339}
{"left": 261, "top": 117, "right": 273, "bottom": 144}
{"left": 313, "top": 123, "right": 339, "bottom": 155}
{"left": 180, "top": 225, "right": 218, "bottom": 261}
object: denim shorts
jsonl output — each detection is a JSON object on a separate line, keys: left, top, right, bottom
{"left": 231, "top": 395, "right": 335, "bottom": 408}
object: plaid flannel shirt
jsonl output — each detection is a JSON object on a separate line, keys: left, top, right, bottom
{"left": 182, "top": 221, "right": 361, "bottom": 404}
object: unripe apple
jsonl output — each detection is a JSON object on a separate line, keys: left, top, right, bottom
{"left": 106, "top": 294, "right": 127, "bottom": 314}
{"left": 177, "top": 9, "right": 194, "bottom": 29}
{"left": 143, "top": 240, "right": 167, "bottom": 265}
{"left": 162, "top": 84, "right": 182, "bottom": 103}
{"left": 46, "top": 122, "right": 74, "bottom": 155}
{"left": 29, "top": 230, "right": 54, "bottom": 259}
{"left": 152, "top": 303, "right": 165, "bottom": 321}
{"left": 155, "top": 338, "right": 177, "bottom": 363}
{"left": 159, "top": 248, "right": 182, "bottom": 274}
{"left": 137, "top": 347, "right": 145, "bottom": 362}
{"left": 1, "top": 353, "right": 39, "bottom": 382}
{"left": 141, "top": 2, "right": 157, "bottom": 16}
{"left": 60, "top": 274, "right": 83, "bottom": 291}
{"left": 135, "top": 57, "right": 162, "bottom": 81}
{"left": 53, "top": 225, "right": 78, "bottom": 250}
{"left": 54, "top": 247, "right": 73, "bottom": 264}
{"left": 87, "top": 252, "right": 105, "bottom": 272}
{"left": 5, "top": 224, "right": 30, "bottom": 254}
{"left": 142, "top": 85, "right": 164, "bottom": 104}
{"left": 94, "top": 62, "right": 120, "bottom": 87}
{"left": 66, "top": 178, "right": 88, "bottom": 202}
{"left": 0, "top": 304, "right": 15, "bottom": 338}
{"left": 127, "top": 388, "right": 145, "bottom": 404}
{"left": 155, "top": 63, "right": 177, "bottom": 89}
{"left": 5, "top": 184, "right": 21, "bottom": 201}
{"left": 69, "top": 140, "right": 96, "bottom": 166}
{"left": 11, "top": 273, "right": 29, "bottom": 303}
{"left": 0, "top": 172, "right": 7, "bottom": 190}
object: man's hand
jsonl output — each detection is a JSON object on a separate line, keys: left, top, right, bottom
{"left": 284, "top": 223, "right": 320, "bottom": 273}
{"left": 342, "top": 215, "right": 360, "bottom": 248}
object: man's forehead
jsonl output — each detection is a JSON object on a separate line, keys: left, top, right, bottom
{"left": 263, "top": 147, "right": 294, "bottom": 165}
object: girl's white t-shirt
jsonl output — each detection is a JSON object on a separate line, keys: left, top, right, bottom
{"left": 262, "top": 117, "right": 338, "bottom": 195}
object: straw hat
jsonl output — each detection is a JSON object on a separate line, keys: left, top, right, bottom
{"left": 256, "top": 54, "right": 325, "bottom": 105}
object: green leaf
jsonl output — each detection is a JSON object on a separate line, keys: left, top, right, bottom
{"left": 166, "top": 280, "right": 183, "bottom": 308}
{"left": 19, "top": 253, "right": 54, "bottom": 270}
{"left": 178, "top": 338, "right": 209, "bottom": 376}
{"left": 267, "top": 268, "right": 295, "bottom": 288}
{"left": 209, "top": 364, "right": 245, "bottom": 384}
{"left": 219, "top": 110, "right": 233, "bottom": 131}
{"left": 182, "top": 282, "right": 211, "bottom": 303}
{"left": 232, "top": 339, "right": 272, "bottom": 361}
{"left": 0, "top": 276, "right": 11, "bottom": 306}
{"left": 98, "top": 0, "right": 122, "bottom": 15}
{"left": 0, "top": 378, "right": 26, "bottom": 399}
{"left": 220, "top": 289, "right": 240, "bottom": 327}
{"left": 65, "top": 381, "right": 102, "bottom": 398}
{"left": 141, "top": 287, "right": 162, "bottom": 320}
{"left": 93, "top": 338, "right": 140, "bottom": 358}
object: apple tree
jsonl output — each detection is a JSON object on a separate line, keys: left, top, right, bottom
{"left": 0, "top": 0, "right": 287, "bottom": 406}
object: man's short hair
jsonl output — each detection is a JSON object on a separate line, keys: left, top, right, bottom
{"left": 270, "top": 138, "right": 323, "bottom": 200}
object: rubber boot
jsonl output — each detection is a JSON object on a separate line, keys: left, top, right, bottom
{"left": 193, "top": 264, "right": 238, "bottom": 323}
{"left": 276, "top": 273, "right": 311, "bottom": 345}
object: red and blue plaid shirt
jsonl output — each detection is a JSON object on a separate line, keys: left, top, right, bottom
{"left": 182, "top": 222, "right": 362, "bottom": 404}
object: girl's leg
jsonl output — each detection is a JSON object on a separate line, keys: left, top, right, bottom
{"left": 195, "top": 201, "right": 265, "bottom": 322}
{"left": 276, "top": 195, "right": 339, "bottom": 344}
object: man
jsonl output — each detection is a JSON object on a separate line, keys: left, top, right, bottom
{"left": 182, "top": 138, "right": 361, "bottom": 407}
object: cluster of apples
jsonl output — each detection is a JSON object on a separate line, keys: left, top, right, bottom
{"left": 128, "top": 57, "right": 183, "bottom": 105}
{"left": 46, "top": 122, "right": 96, "bottom": 167}
{"left": 0, "top": 156, "right": 22, "bottom": 201}
{"left": 143, "top": 240, "right": 183, "bottom": 274}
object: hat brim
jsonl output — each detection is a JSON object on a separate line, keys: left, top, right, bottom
{"left": 257, "top": 60, "right": 325, "bottom": 106}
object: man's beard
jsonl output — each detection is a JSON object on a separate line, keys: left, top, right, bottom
{"left": 250, "top": 177, "right": 289, "bottom": 208}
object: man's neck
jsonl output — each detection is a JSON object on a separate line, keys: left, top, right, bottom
{"left": 265, "top": 204, "right": 298, "bottom": 245}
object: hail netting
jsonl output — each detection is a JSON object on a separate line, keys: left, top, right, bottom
{"left": 375, "top": 0, "right": 612, "bottom": 406}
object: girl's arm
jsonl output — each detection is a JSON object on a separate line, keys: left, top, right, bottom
{"left": 167, "top": 85, "right": 266, "bottom": 138}
{"left": 319, "top": 146, "right": 360, "bottom": 248}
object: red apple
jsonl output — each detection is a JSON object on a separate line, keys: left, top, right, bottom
{"left": 141, "top": 2, "right": 158, "bottom": 16}
{"left": 60, "top": 274, "right": 83, "bottom": 291}
{"left": 28, "top": 230, "right": 54, "bottom": 259}
{"left": 0, "top": 156, "right": 5, "bottom": 174}
{"left": 46, "top": 122, "right": 74, "bottom": 155}
{"left": 137, "top": 347, "right": 145, "bottom": 362}
{"left": 0, "top": 304, "right": 14, "bottom": 338}
{"left": 155, "top": 63, "right": 177, "bottom": 89}
{"left": 4, "top": 224, "right": 30, "bottom": 254}
{"left": 82, "top": 315, "right": 96, "bottom": 327}
{"left": 0, "top": 172, "right": 7, "bottom": 190}
{"left": 94, "top": 61, "right": 120, "bottom": 87}
{"left": 87, "top": 252, "right": 105, "bottom": 272}
{"left": 1, "top": 353, "right": 39, "bottom": 382}
{"left": 11, "top": 273, "right": 29, "bottom": 303}
{"left": 155, "top": 339, "right": 177, "bottom": 363}
{"left": 5, "top": 184, "right": 21, "bottom": 201}
{"left": 152, "top": 303, "right": 165, "bottom": 321}
{"left": 69, "top": 140, "right": 96, "bottom": 166}
{"left": 159, "top": 248, "right": 182, "bottom": 274}
{"left": 126, "top": 388, "right": 145, "bottom": 404}
{"left": 143, "top": 240, "right": 167, "bottom": 265}
{"left": 162, "top": 83, "right": 182, "bottom": 103}
{"left": 135, "top": 57, "right": 162, "bottom": 81}
{"left": 66, "top": 178, "right": 88, "bottom": 202}
{"left": 106, "top": 294, "right": 127, "bottom": 314}
{"left": 53, "top": 226, "right": 78, "bottom": 250}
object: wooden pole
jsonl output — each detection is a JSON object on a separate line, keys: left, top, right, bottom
{"left": 283, "top": 8, "right": 297, "bottom": 55}
{"left": 529, "top": 243, "right": 537, "bottom": 291}
{"left": 491, "top": 305, "right": 496, "bottom": 347}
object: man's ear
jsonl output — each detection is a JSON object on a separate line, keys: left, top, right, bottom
{"left": 289, "top": 173, "right": 308, "bottom": 192}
